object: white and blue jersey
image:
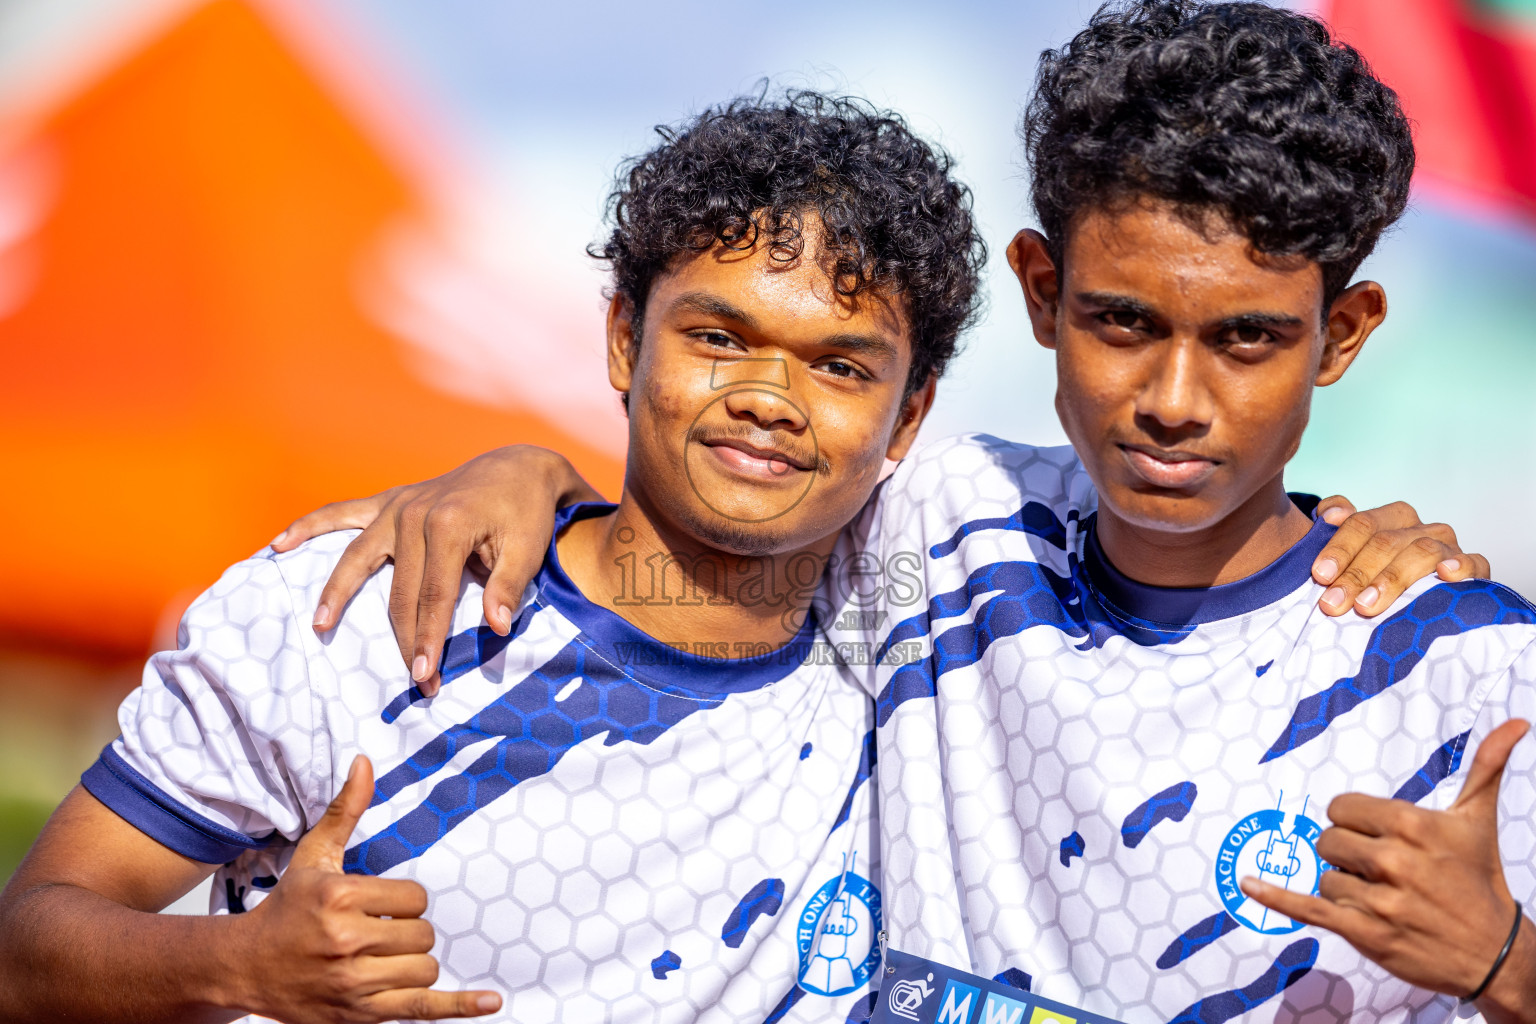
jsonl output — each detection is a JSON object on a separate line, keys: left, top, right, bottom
{"left": 822, "top": 434, "right": 1536, "bottom": 1024}
{"left": 84, "top": 503, "right": 882, "bottom": 1024}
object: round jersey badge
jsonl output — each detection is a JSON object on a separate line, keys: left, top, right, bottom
{"left": 797, "top": 869, "right": 882, "bottom": 996}
{"left": 1215, "top": 807, "right": 1324, "bottom": 934}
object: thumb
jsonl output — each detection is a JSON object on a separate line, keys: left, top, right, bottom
{"left": 292, "top": 755, "right": 374, "bottom": 871}
{"left": 481, "top": 546, "right": 537, "bottom": 637}
{"left": 1451, "top": 719, "right": 1530, "bottom": 821}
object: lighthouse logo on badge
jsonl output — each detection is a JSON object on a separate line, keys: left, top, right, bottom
{"left": 1215, "top": 797, "right": 1324, "bottom": 934}
{"left": 798, "top": 853, "right": 882, "bottom": 996}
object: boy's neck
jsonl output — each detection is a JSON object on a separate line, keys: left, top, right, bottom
{"left": 555, "top": 495, "right": 833, "bottom": 654}
{"left": 1095, "top": 476, "right": 1315, "bottom": 589}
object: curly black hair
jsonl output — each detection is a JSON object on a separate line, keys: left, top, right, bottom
{"left": 592, "top": 90, "right": 985, "bottom": 397}
{"left": 1023, "top": 0, "right": 1415, "bottom": 306}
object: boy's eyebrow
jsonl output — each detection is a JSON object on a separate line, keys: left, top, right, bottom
{"left": 1076, "top": 291, "right": 1305, "bottom": 329}
{"left": 1075, "top": 291, "right": 1160, "bottom": 320}
{"left": 819, "top": 333, "right": 899, "bottom": 360}
{"left": 1217, "top": 311, "right": 1307, "bottom": 330}
{"left": 670, "top": 292, "right": 761, "bottom": 330}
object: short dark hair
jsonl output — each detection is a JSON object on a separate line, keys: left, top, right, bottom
{"left": 592, "top": 90, "right": 985, "bottom": 396}
{"left": 1023, "top": 0, "right": 1415, "bottom": 306}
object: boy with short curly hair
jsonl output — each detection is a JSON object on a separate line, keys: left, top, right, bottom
{"left": 0, "top": 91, "right": 983, "bottom": 1024}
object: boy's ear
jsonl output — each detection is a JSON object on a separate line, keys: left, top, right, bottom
{"left": 884, "top": 374, "right": 937, "bottom": 462}
{"left": 1007, "top": 229, "right": 1062, "bottom": 351}
{"left": 606, "top": 293, "right": 638, "bottom": 395}
{"left": 1316, "top": 280, "right": 1386, "bottom": 387}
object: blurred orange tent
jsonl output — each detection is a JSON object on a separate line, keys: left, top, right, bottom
{"left": 0, "top": 0, "right": 624, "bottom": 658}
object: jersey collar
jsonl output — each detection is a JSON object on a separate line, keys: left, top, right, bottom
{"left": 1082, "top": 512, "right": 1337, "bottom": 626}
{"left": 535, "top": 502, "right": 819, "bottom": 694}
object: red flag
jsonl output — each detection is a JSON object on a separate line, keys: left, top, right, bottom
{"left": 1320, "top": 0, "right": 1536, "bottom": 217}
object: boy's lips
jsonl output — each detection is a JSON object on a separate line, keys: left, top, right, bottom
{"left": 701, "top": 438, "right": 813, "bottom": 480}
{"left": 1118, "top": 443, "right": 1220, "bottom": 489}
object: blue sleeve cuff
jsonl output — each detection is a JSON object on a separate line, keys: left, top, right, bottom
{"left": 81, "top": 746, "right": 274, "bottom": 865}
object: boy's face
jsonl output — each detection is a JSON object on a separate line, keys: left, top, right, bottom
{"left": 1009, "top": 199, "right": 1385, "bottom": 538}
{"left": 608, "top": 222, "right": 932, "bottom": 555}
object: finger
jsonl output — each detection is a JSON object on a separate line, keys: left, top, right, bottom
{"left": 1239, "top": 876, "right": 1366, "bottom": 936}
{"left": 315, "top": 526, "right": 396, "bottom": 632}
{"left": 1313, "top": 508, "right": 1382, "bottom": 592}
{"left": 292, "top": 756, "right": 373, "bottom": 871}
{"left": 1326, "top": 792, "right": 1410, "bottom": 838}
{"left": 1320, "top": 530, "right": 1405, "bottom": 615}
{"left": 480, "top": 541, "right": 541, "bottom": 637}
{"left": 346, "top": 876, "right": 431, "bottom": 920}
{"left": 352, "top": 952, "right": 442, "bottom": 993}
{"left": 1352, "top": 535, "right": 1458, "bottom": 617}
{"left": 413, "top": 509, "right": 479, "bottom": 697}
{"left": 389, "top": 502, "right": 431, "bottom": 675}
{"left": 354, "top": 915, "right": 437, "bottom": 956}
{"left": 273, "top": 494, "right": 395, "bottom": 553}
{"left": 1352, "top": 500, "right": 1423, "bottom": 532}
{"left": 1314, "top": 502, "right": 1444, "bottom": 595}
{"left": 1317, "top": 864, "right": 1382, "bottom": 912}
{"left": 1315, "top": 827, "right": 1390, "bottom": 880}
{"left": 361, "top": 987, "right": 502, "bottom": 1020}
{"left": 1451, "top": 719, "right": 1532, "bottom": 820}
{"left": 1318, "top": 520, "right": 1451, "bottom": 617}
{"left": 1315, "top": 494, "right": 1357, "bottom": 527}
{"left": 1438, "top": 552, "right": 1491, "bottom": 582}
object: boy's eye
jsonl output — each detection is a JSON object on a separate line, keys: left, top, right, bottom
{"left": 1102, "top": 310, "right": 1146, "bottom": 331}
{"left": 1224, "top": 325, "right": 1273, "bottom": 346}
{"left": 693, "top": 330, "right": 740, "bottom": 349}
{"left": 818, "top": 358, "right": 871, "bottom": 381}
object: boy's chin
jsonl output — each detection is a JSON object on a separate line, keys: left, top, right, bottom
{"left": 1099, "top": 487, "right": 1230, "bottom": 537}
{"left": 668, "top": 504, "right": 791, "bottom": 556}
{"left": 672, "top": 503, "right": 829, "bottom": 558}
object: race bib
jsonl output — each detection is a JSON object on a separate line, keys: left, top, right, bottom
{"left": 871, "top": 946, "right": 1125, "bottom": 1024}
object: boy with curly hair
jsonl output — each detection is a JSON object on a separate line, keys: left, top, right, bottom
{"left": 0, "top": 92, "right": 983, "bottom": 1023}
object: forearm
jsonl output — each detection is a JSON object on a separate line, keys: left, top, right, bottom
{"left": 0, "top": 880, "right": 251, "bottom": 1024}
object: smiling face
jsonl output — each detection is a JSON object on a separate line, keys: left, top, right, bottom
{"left": 609, "top": 222, "right": 932, "bottom": 557}
{"left": 1010, "top": 199, "right": 1386, "bottom": 549}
